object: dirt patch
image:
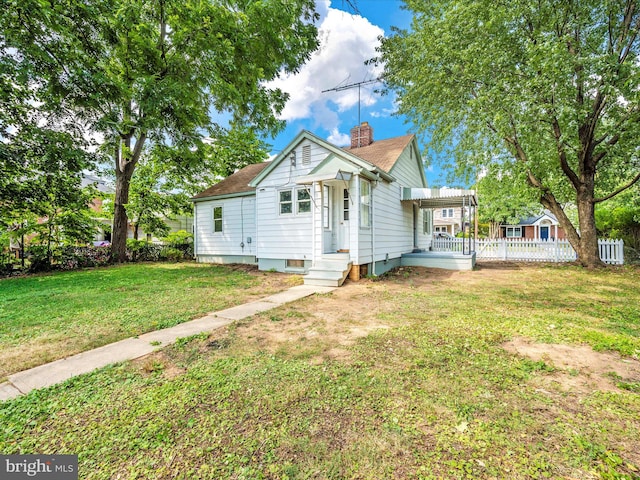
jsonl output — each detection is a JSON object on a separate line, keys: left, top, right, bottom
{"left": 232, "top": 279, "right": 395, "bottom": 362}
{"left": 504, "top": 337, "right": 640, "bottom": 394}
{"left": 230, "top": 265, "right": 555, "bottom": 363}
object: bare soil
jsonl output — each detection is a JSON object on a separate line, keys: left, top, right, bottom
{"left": 503, "top": 336, "right": 640, "bottom": 394}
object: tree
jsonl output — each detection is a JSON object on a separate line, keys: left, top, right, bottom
{"left": 477, "top": 163, "right": 540, "bottom": 238}
{"left": 2, "top": 0, "right": 319, "bottom": 262}
{"left": 0, "top": 126, "right": 98, "bottom": 266}
{"left": 378, "top": 0, "right": 640, "bottom": 267}
{"left": 595, "top": 186, "right": 640, "bottom": 252}
{"left": 116, "top": 159, "right": 190, "bottom": 241}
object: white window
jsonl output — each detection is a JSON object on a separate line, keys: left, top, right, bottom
{"left": 297, "top": 188, "right": 311, "bottom": 214}
{"left": 279, "top": 190, "right": 293, "bottom": 215}
{"left": 213, "top": 206, "right": 223, "bottom": 233}
{"left": 506, "top": 226, "right": 522, "bottom": 238}
{"left": 441, "top": 208, "right": 448, "bottom": 218}
{"left": 360, "top": 179, "right": 371, "bottom": 228}
{"left": 343, "top": 189, "right": 349, "bottom": 221}
{"left": 279, "top": 188, "right": 311, "bottom": 215}
{"left": 423, "top": 209, "right": 432, "bottom": 234}
{"left": 323, "top": 185, "right": 330, "bottom": 229}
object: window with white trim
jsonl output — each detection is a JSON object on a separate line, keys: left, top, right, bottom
{"left": 343, "top": 189, "right": 349, "bottom": 221}
{"left": 506, "top": 226, "right": 522, "bottom": 238}
{"left": 297, "top": 188, "right": 311, "bottom": 214}
{"left": 360, "top": 179, "right": 371, "bottom": 228}
{"left": 279, "top": 190, "right": 293, "bottom": 215}
{"left": 279, "top": 188, "right": 311, "bottom": 215}
{"left": 323, "top": 185, "right": 330, "bottom": 229}
{"left": 213, "top": 206, "right": 223, "bottom": 233}
{"left": 423, "top": 209, "right": 432, "bottom": 234}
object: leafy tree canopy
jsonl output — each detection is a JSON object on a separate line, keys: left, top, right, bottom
{"left": 0, "top": 125, "right": 99, "bottom": 262}
{"left": 2, "top": 0, "right": 319, "bottom": 261}
{"left": 379, "top": 0, "right": 640, "bottom": 266}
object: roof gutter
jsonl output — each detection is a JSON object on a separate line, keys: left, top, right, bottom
{"left": 190, "top": 190, "right": 256, "bottom": 203}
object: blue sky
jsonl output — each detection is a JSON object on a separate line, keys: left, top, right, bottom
{"left": 263, "top": 0, "right": 451, "bottom": 187}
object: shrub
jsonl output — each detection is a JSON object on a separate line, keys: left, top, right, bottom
{"left": 28, "top": 245, "right": 57, "bottom": 273}
{"left": 159, "top": 246, "right": 184, "bottom": 262}
{"left": 163, "top": 230, "right": 193, "bottom": 247}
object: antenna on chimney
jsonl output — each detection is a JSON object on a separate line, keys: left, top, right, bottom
{"left": 322, "top": 77, "right": 381, "bottom": 130}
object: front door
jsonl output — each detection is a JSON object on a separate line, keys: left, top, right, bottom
{"left": 337, "top": 187, "right": 350, "bottom": 251}
{"left": 540, "top": 226, "right": 549, "bottom": 240}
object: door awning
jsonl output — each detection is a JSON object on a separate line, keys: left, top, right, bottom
{"left": 295, "top": 170, "right": 353, "bottom": 185}
{"left": 402, "top": 187, "right": 477, "bottom": 208}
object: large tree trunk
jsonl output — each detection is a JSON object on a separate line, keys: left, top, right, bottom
{"left": 112, "top": 163, "right": 135, "bottom": 263}
{"left": 541, "top": 189, "right": 604, "bottom": 268}
{"left": 574, "top": 188, "right": 603, "bottom": 267}
{"left": 111, "top": 128, "right": 147, "bottom": 263}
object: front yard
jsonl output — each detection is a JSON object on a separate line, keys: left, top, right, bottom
{"left": 1, "top": 263, "right": 639, "bottom": 478}
{"left": 0, "top": 262, "right": 299, "bottom": 380}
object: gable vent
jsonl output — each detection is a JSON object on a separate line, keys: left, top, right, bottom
{"left": 302, "top": 145, "right": 311, "bottom": 165}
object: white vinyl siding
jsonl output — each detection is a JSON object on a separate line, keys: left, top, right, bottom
{"left": 195, "top": 196, "right": 256, "bottom": 256}
{"left": 255, "top": 140, "right": 329, "bottom": 261}
{"left": 388, "top": 143, "right": 431, "bottom": 252}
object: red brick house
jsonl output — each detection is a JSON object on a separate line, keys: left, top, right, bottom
{"left": 500, "top": 211, "right": 566, "bottom": 240}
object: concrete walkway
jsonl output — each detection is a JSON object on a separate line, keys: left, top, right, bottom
{"left": 0, "top": 284, "right": 335, "bottom": 402}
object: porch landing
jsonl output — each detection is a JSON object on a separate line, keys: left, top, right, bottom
{"left": 401, "top": 251, "right": 476, "bottom": 271}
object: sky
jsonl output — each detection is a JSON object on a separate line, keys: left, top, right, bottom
{"left": 263, "top": 0, "right": 449, "bottom": 187}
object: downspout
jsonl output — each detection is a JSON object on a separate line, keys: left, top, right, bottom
{"left": 371, "top": 174, "right": 379, "bottom": 276}
{"left": 193, "top": 201, "right": 198, "bottom": 262}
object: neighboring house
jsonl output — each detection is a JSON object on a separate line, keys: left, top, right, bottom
{"left": 192, "top": 123, "right": 477, "bottom": 285}
{"left": 500, "top": 210, "right": 566, "bottom": 240}
{"left": 433, "top": 206, "right": 464, "bottom": 235}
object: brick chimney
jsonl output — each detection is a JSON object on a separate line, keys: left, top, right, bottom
{"left": 350, "top": 122, "right": 374, "bottom": 148}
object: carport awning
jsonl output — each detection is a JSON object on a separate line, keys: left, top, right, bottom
{"left": 401, "top": 187, "right": 477, "bottom": 208}
{"left": 295, "top": 170, "right": 353, "bottom": 185}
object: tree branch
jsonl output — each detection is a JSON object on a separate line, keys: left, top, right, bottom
{"left": 593, "top": 170, "right": 640, "bottom": 203}
{"left": 551, "top": 115, "right": 581, "bottom": 188}
{"left": 617, "top": 1, "right": 637, "bottom": 63}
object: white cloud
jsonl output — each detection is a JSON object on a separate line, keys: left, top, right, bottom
{"left": 327, "top": 127, "right": 350, "bottom": 146}
{"left": 268, "top": 2, "right": 384, "bottom": 130}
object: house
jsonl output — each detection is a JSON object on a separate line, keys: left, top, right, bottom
{"left": 433, "top": 201, "right": 466, "bottom": 235}
{"left": 192, "top": 123, "right": 477, "bottom": 285}
{"left": 500, "top": 210, "right": 566, "bottom": 240}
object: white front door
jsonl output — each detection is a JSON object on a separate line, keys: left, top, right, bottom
{"left": 337, "top": 187, "right": 350, "bottom": 251}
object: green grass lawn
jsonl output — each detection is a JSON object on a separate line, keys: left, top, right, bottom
{"left": 1, "top": 264, "right": 639, "bottom": 479}
{"left": 0, "top": 262, "right": 297, "bottom": 379}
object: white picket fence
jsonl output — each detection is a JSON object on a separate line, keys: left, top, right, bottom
{"left": 431, "top": 237, "right": 624, "bottom": 265}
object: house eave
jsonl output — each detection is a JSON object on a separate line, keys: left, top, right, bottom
{"left": 248, "top": 130, "right": 396, "bottom": 188}
{"left": 191, "top": 190, "right": 255, "bottom": 203}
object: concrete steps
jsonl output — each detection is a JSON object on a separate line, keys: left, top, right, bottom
{"left": 304, "top": 253, "right": 352, "bottom": 287}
